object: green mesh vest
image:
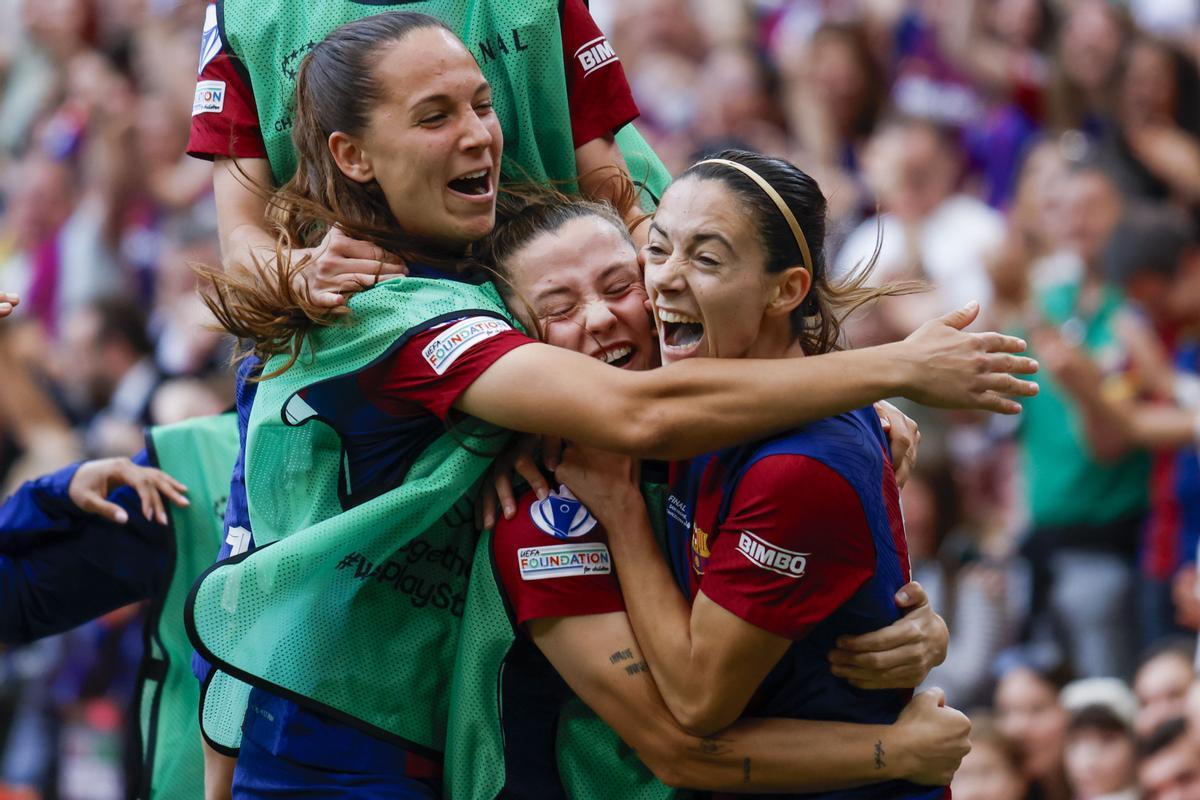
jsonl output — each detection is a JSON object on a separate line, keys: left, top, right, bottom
{"left": 446, "top": 481, "right": 690, "bottom": 799}
{"left": 187, "top": 278, "right": 518, "bottom": 754}
{"left": 215, "top": 0, "right": 671, "bottom": 207}
{"left": 136, "top": 413, "right": 241, "bottom": 799}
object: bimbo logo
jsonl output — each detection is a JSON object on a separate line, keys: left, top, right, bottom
{"left": 575, "top": 36, "right": 618, "bottom": 76}
{"left": 421, "top": 316, "right": 511, "bottom": 375}
{"left": 736, "top": 531, "right": 808, "bottom": 578}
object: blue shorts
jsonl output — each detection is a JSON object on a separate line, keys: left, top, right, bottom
{"left": 232, "top": 734, "right": 438, "bottom": 799}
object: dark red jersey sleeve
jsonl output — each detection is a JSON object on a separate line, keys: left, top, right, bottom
{"left": 560, "top": 0, "right": 640, "bottom": 148}
{"left": 187, "top": 2, "right": 267, "bottom": 161}
{"left": 357, "top": 315, "right": 534, "bottom": 421}
{"left": 493, "top": 487, "right": 625, "bottom": 626}
{"left": 699, "top": 454, "right": 876, "bottom": 640}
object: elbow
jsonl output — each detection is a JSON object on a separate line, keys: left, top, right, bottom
{"left": 671, "top": 697, "right": 735, "bottom": 739}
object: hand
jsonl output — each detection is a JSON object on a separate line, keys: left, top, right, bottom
{"left": 1126, "top": 125, "right": 1200, "bottom": 199}
{"left": 875, "top": 401, "right": 920, "bottom": 487}
{"left": 892, "top": 689, "right": 971, "bottom": 785}
{"left": 68, "top": 458, "right": 189, "bottom": 525}
{"left": 828, "top": 581, "right": 948, "bottom": 689}
{"left": 1030, "top": 328, "right": 1102, "bottom": 397}
{"left": 294, "top": 226, "right": 407, "bottom": 312}
{"left": 1172, "top": 566, "right": 1200, "bottom": 630}
{"left": 478, "top": 434, "right": 551, "bottom": 529}
{"left": 553, "top": 444, "right": 641, "bottom": 524}
{"left": 894, "top": 302, "right": 1038, "bottom": 414}
{"left": 0, "top": 292, "right": 18, "bottom": 319}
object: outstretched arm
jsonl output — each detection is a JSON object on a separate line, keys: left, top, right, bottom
{"left": 532, "top": 611, "right": 970, "bottom": 791}
{"left": 459, "top": 303, "right": 1037, "bottom": 461}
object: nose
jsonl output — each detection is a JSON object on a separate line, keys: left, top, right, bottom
{"left": 645, "top": 250, "right": 687, "bottom": 296}
{"left": 460, "top": 107, "right": 494, "bottom": 152}
{"left": 582, "top": 298, "right": 618, "bottom": 337}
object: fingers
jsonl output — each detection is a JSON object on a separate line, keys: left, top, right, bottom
{"left": 832, "top": 661, "right": 927, "bottom": 689}
{"left": 983, "top": 352, "right": 1039, "bottom": 375}
{"left": 937, "top": 301, "right": 980, "bottom": 331}
{"left": 974, "top": 331, "right": 1029, "bottom": 355}
{"left": 495, "top": 470, "right": 517, "bottom": 520}
{"left": 479, "top": 482, "right": 498, "bottom": 529}
{"left": 513, "top": 452, "right": 550, "bottom": 504}
{"left": 978, "top": 372, "right": 1039, "bottom": 399}
{"left": 834, "top": 614, "right": 923, "bottom": 652}
{"left": 77, "top": 493, "right": 129, "bottom": 524}
{"left": 329, "top": 229, "right": 402, "bottom": 264}
{"left": 894, "top": 581, "right": 927, "bottom": 609}
{"left": 543, "top": 436, "right": 564, "bottom": 471}
{"left": 0, "top": 292, "right": 18, "bottom": 318}
{"left": 921, "top": 687, "right": 947, "bottom": 707}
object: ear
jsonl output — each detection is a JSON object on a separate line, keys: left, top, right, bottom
{"left": 328, "top": 130, "right": 375, "bottom": 184}
{"left": 765, "top": 266, "right": 812, "bottom": 317}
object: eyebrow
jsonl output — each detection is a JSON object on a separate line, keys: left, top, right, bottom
{"left": 410, "top": 81, "right": 491, "bottom": 109}
{"left": 650, "top": 222, "right": 733, "bottom": 252}
{"left": 533, "top": 285, "right": 574, "bottom": 304}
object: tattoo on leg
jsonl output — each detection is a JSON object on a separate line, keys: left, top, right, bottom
{"left": 742, "top": 757, "right": 751, "bottom": 784}
{"left": 624, "top": 661, "right": 649, "bottom": 676}
{"left": 874, "top": 740, "right": 886, "bottom": 770}
{"left": 698, "top": 738, "right": 724, "bottom": 755}
{"left": 609, "top": 649, "right": 634, "bottom": 664}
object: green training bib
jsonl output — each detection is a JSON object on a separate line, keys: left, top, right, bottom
{"left": 187, "top": 278, "right": 519, "bottom": 754}
{"left": 217, "top": 0, "right": 670, "bottom": 208}
{"left": 137, "top": 413, "right": 240, "bottom": 799}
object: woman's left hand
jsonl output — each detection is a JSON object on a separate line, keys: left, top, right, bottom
{"left": 554, "top": 444, "right": 641, "bottom": 524}
{"left": 826, "top": 581, "right": 948, "bottom": 689}
{"left": 875, "top": 401, "right": 920, "bottom": 487}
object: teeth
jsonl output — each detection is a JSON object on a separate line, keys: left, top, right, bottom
{"left": 601, "top": 345, "right": 632, "bottom": 364}
{"left": 456, "top": 169, "right": 488, "bottom": 180}
{"left": 657, "top": 309, "right": 700, "bottom": 324}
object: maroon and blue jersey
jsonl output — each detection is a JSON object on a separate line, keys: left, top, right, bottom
{"left": 666, "top": 407, "right": 946, "bottom": 800}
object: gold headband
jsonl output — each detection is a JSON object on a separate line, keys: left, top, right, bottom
{"left": 695, "top": 158, "right": 813, "bottom": 273}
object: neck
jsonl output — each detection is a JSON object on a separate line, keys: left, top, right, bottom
{"left": 744, "top": 317, "right": 805, "bottom": 360}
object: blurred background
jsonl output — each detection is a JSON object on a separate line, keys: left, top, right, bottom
{"left": 0, "top": 0, "right": 1198, "bottom": 797}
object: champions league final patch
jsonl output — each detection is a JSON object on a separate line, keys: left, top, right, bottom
{"left": 530, "top": 485, "right": 598, "bottom": 539}
{"left": 518, "top": 543, "right": 611, "bottom": 581}
{"left": 421, "top": 316, "right": 511, "bottom": 375}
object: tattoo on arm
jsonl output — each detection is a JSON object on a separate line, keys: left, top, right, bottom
{"left": 609, "top": 649, "right": 634, "bottom": 664}
{"left": 874, "top": 740, "right": 886, "bottom": 770}
{"left": 697, "top": 738, "right": 729, "bottom": 756}
{"left": 742, "top": 757, "right": 751, "bottom": 784}
{"left": 624, "top": 661, "right": 649, "bottom": 676}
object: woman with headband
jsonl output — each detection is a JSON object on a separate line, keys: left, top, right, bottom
{"left": 557, "top": 150, "right": 957, "bottom": 799}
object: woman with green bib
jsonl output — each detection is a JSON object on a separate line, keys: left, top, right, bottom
{"left": 193, "top": 12, "right": 1035, "bottom": 798}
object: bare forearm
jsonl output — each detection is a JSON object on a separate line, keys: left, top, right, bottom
{"left": 626, "top": 347, "right": 902, "bottom": 460}
{"left": 1127, "top": 404, "right": 1198, "bottom": 449}
{"left": 602, "top": 503, "right": 711, "bottom": 727}
{"left": 667, "top": 717, "right": 902, "bottom": 793}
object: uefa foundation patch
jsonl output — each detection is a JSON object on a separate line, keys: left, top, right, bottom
{"left": 518, "top": 543, "right": 611, "bottom": 581}
{"left": 421, "top": 316, "right": 511, "bottom": 375}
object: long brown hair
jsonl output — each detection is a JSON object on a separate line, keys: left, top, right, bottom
{"left": 680, "top": 149, "right": 920, "bottom": 356}
{"left": 201, "top": 12, "right": 461, "bottom": 376}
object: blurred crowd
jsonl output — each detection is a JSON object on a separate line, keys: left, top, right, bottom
{"left": 0, "top": 0, "right": 1199, "bottom": 797}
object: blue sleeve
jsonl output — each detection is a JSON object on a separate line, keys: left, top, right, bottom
{"left": 0, "top": 450, "right": 170, "bottom": 644}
